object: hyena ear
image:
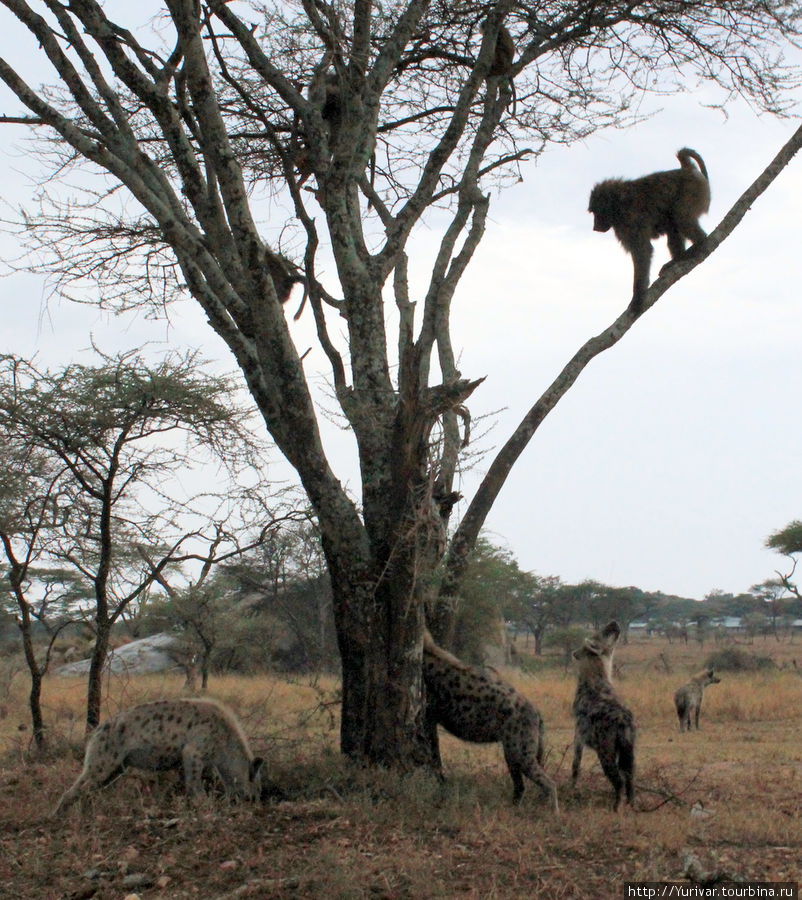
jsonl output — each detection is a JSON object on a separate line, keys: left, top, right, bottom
{"left": 250, "top": 758, "right": 264, "bottom": 782}
{"left": 601, "top": 621, "right": 621, "bottom": 644}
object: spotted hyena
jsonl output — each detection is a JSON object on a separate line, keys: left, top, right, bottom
{"left": 571, "top": 621, "right": 636, "bottom": 810}
{"left": 674, "top": 668, "right": 720, "bottom": 732}
{"left": 53, "top": 698, "right": 263, "bottom": 814}
{"left": 423, "top": 630, "right": 558, "bottom": 810}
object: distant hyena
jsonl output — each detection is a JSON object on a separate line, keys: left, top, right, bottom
{"left": 674, "top": 668, "right": 721, "bottom": 732}
{"left": 571, "top": 621, "right": 636, "bottom": 811}
{"left": 53, "top": 698, "right": 263, "bottom": 814}
{"left": 423, "top": 630, "right": 558, "bottom": 811}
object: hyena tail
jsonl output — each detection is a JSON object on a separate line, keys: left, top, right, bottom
{"left": 536, "top": 715, "right": 546, "bottom": 767}
{"left": 675, "top": 696, "right": 688, "bottom": 723}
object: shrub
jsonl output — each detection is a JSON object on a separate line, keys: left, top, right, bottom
{"left": 705, "top": 647, "right": 775, "bottom": 672}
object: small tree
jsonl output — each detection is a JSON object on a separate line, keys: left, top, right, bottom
{"left": 0, "top": 351, "right": 293, "bottom": 734}
{"left": 750, "top": 578, "right": 792, "bottom": 641}
{"left": 505, "top": 573, "right": 563, "bottom": 656}
{"left": 766, "top": 521, "right": 802, "bottom": 607}
{"left": 546, "top": 626, "right": 587, "bottom": 671}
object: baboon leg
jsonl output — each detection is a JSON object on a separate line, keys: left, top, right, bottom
{"left": 679, "top": 218, "right": 707, "bottom": 246}
{"left": 665, "top": 223, "right": 686, "bottom": 260}
{"left": 571, "top": 739, "right": 583, "bottom": 786}
{"left": 629, "top": 235, "right": 653, "bottom": 311}
{"left": 661, "top": 219, "right": 705, "bottom": 274}
{"left": 596, "top": 747, "right": 624, "bottom": 811}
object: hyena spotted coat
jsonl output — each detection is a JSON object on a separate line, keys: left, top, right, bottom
{"left": 54, "top": 698, "right": 263, "bottom": 814}
{"left": 674, "top": 668, "right": 720, "bottom": 732}
{"left": 571, "top": 621, "right": 636, "bottom": 811}
{"left": 423, "top": 630, "right": 558, "bottom": 810}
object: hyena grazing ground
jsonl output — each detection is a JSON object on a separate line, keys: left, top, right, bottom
{"left": 674, "top": 668, "right": 721, "bottom": 732}
{"left": 53, "top": 698, "right": 263, "bottom": 815}
{"left": 423, "top": 630, "right": 558, "bottom": 811}
{"left": 571, "top": 621, "right": 636, "bottom": 811}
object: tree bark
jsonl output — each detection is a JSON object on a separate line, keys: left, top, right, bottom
{"left": 86, "top": 623, "right": 110, "bottom": 732}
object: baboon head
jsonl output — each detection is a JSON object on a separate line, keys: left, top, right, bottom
{"left": 587, "top": 182, "right": 622, "bottom": 233}
{"left": 572, "top": 620, "right": 621, "bottom": 681}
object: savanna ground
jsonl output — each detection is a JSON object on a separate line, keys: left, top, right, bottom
{"left": 1, "top": 634, "right": 801, "bottom": 899}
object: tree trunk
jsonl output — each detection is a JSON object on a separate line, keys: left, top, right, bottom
{"left": 17, "top": 618, "right": 46, "bottom": 751}
{"left": 330, "top": 558, "right": 433, "bottom": 766}
{"left": 86, "top": 624, "right": 110, "bottom": 731}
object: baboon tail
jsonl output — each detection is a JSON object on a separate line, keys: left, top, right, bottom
{"left": 676, "top": 148, "right": 708, "bottom": 180}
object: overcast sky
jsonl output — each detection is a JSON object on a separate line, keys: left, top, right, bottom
{"left": 1, "top": 12, "right": 801, "bottom": 601}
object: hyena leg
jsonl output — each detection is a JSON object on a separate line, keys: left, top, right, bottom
{"left": 53, "top": 761, "right": 124, "bottom": 816}
{"left": 571, "top": 737, "right": 583, "bottom": 786}
{"left": 424, "top": 705, "right": 445, "bottom": 781}
{"left": 517, "top": 750, "right": 559, "bottom": 813}
{"left": 503, "top": 753, "right": 526, "bottom": 805}
{"left": 618, "top": 741, "right": 636, "bottom": 807}
{"left": 596, "top": 746, "right": 625, "bottom": 811}
{"left": 181, "top": 746, "right": 206, "bottom": 799}
{"left": 694, "top": 703, "right": 701, "bottom": 730}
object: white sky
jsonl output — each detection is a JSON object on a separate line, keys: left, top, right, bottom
{"left": 1, "top": 13, "right": 801, "bottom": 601}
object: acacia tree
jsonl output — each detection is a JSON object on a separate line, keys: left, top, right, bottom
{"left": 766, "top": 520, "right": 802, "bottom": 602}
{"left": 1, "top": 1, "right": 802, "bottom": 765}
{"left": 0, "top": 351, "right": 294, "bottom": 733}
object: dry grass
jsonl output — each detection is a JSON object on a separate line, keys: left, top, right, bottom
{"left": 2, "top": 636, "right": 801, "bottom": 898}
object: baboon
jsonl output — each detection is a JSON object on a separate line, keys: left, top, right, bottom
{"left": 479, "top": 19, "right": 517, "bottom": 113}
{"left": 479, "top": 19, "right": 515, "bottom": 77}
{"left": 307, "top": 58, "right": 343, "bottom": 143}
{"left": 588, "top": 148, "right": 710, "bottom": 312}
{"left": 423, "top": 629, "right": 558, "bottom": 810}
{"left": 291, "top": 54, "right": 344, "bottom": 189}
{"left": 53, "top": 698, "right": 263, "bottom": 814}
{"left": 674, "top": 668, "right": 721, "bottom": 732}
{"left": 571, "top": 621, "right": 636, "bottom": 811}
{"left": 264, "top": 248, "right": 304, "bottom": 306}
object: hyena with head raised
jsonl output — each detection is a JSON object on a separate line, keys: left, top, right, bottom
{"left": 423, "top": 630, "right": 558, "bottom": 811}
{"left": 571, "top": 621, "right": 636, "bottom": 811}
{"left": 674, "top": 668, "right": 721, "bottom": 732}
{"left": 54, "top": 698, "right": 263, "bottom": 814}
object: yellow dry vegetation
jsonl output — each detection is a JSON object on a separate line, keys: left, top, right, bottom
{"left": 1, "top": 634, "right": 800, "bottom": 898}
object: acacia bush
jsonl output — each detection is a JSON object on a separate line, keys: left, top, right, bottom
{"left": 705, "top": 647, "right": 776, "bottom": 672}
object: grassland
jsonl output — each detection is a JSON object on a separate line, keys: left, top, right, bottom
{"left": 1, "top": 634, "right": 801, "bottom": 898}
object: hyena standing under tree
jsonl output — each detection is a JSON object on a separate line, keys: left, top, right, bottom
{"left": 571, "top": 621, "right": 636, "bottom": 811}
{"left": 674, "top": 668, "right": 721, "bottom": 732}
{"left": 54, "top": 699, "right": 263, "bottom": 814}
{"left": 423, "top": 630, "right": 558, "bottom": 811}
